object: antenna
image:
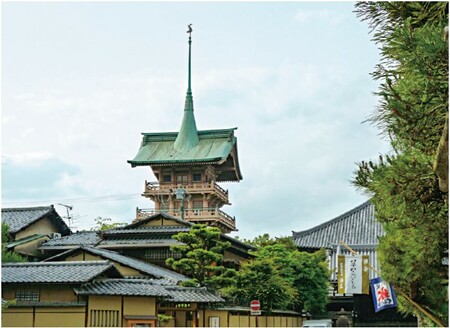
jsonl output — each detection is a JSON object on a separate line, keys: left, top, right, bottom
{"left": 58, "top": 203, "right": 74, "bottom": 228}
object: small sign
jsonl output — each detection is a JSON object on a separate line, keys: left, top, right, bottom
{"left": 250, "top": 300, "right": 260, "bottom": 315}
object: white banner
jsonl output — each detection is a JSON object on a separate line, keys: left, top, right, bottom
{"left": 338, "top": 255, "right": 369, "bottom": 294}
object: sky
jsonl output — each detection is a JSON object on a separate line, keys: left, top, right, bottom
{"left": 2, "top": 1, "right": 391, "bottom": 239}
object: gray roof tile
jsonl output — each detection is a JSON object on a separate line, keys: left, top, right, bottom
{"left": 2, "top": 261, "right": 122, "bottom": 283}
{"left": 102, "top": 226, "right": 191, "bottom": 235}
{"left": 292, "top": 201, "right": 384, "bottom": 249}
{"left": 98, "top": 236, "right": 180, "bottom": 246}
{"left": 2, "top": 206, "right": 70, "bottom": 235}
{"left": 74, "top": 279, "right": 224, "bottom": 303}
{"left": 74, "top": 279, "right": 168, "bottom": 297}
{"left": 164, "top": 286, "right": 224, "bottom": 303}
{"left": 44, "top": 246, "right": 189, "bottom": 282}
{"left": 40, "top": 231, "right": 101, "bottom": 248}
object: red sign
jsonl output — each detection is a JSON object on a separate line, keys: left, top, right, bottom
{"left": 250, "top": 300, "right": 260, "bottom": 311}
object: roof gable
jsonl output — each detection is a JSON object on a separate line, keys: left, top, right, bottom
{"left": 122, "top": 213, "right": 191, "bottom": 230}
{"left": 1, "top": 260, "right": 122, "bottom": 283}
{"left": 2, "top": 205, "right": 71, "bottom": 235}
{"left": 292, "top": 201, "right": 384, "bottom": 249}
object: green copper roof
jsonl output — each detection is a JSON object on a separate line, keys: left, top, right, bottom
{"left": 129, "top": 128, "right": 233, "bottom": 163}
{"left": 128, "top": 128, "right": 242, "bottom": 181}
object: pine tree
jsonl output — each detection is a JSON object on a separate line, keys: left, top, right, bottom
{"left": 353, "top": 2, "right": 448, "bottom": 325}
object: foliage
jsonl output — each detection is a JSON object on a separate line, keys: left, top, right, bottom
{"left": 353, "top": 2, "right": 448, "bottom": 325}
{"left": 223, "top": 235, "right": 329, "bottom": 314}
{"left": 157, "top": 313, "right": 173, "bottom": 324}
{"left": 2, "top": 299, "right": 16, "bottom": 310}
{"left": 166, "top": 224, "right": 236, "bottom": 289}
{"left": 91, "top": 217, "right": 126, "bottom": 231}
{"left": 1, "top": 222, "right": 27, "bottom": 263}
{"left": 222, "top": 257, "right": 298, "bottom": 312}
{"left": 238, "top": 233, "right": 297, "bottom": 250}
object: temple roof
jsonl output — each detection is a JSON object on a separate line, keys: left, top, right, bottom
{"left": 128, "top": 128, "right": 242, "bottom": 181}
{"left": 292, "top": 201, "right": 383, "bottom": 249}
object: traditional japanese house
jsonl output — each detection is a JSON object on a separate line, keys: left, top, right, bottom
{"left": 39, "top": 212, "right": 254, "bottom": 268}
{"left": 128, "top": 29, "right": 242, "bottom": 234}
{"left": 292, "top": 200, "right": 417, "bottom": 327}
{"left": 1, "top": 261, "right": 225, "bottom": 327}
{"left": 2, "top": 205, "right": 71, "bottom": 260}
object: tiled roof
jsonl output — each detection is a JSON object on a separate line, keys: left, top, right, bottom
{"left": 40, "top": 231, "right": 101, "bottom": 248}
{"left": 74, "top": 279, "right": 224, "bottom": 302}
{"left": 1, "top": 261, "right": 122, "bottom": 283}
{"left": 128, "top": 129, "right": 242, "bottom": 182}
{"left": 292, "top": 201, "right": 383, "bottom": 249}
{"left": 74, "top": 279, "right": 168, "bottom": 297}
{"left": 123, "top": 212, "right": 192, "bottom": 229}
{"left": 101, "top": 226, "right": 191, "bottom": 235}
{"left": 44, "top": 246, "right": 189, "bottom": 282}
{"left": 164, "top": 286, "right": 224, "bottom": 303}
{"left": 98, "top": 236, "right": 180, "bottom": 246}
{"left": 2, "top": 206, "right": 70, "bottom": 235}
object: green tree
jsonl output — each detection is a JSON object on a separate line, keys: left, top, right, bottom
{"left": 353, "top": 2, "right": 448, "bottom": 325}
{"left": 166, "top": 224, "right": 236, "bottom": 289}
{"left": 222, "top": 257, "right": 298, "bottom": 312}
{"left": 91, "top": 217, "right": 126, "bottom": 231}
{"left": 237, "top": 233, "right": 298, "bottom": 250}
{"left": 252, "top": 242, "right": 329, "bottom": 313}
{"left": 2, "top": 222, "right": 27, "bottom": 263}
{"left": 223, "top": 235, "right": 329, "bottom": 314}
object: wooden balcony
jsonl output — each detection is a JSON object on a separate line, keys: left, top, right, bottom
{"left": 142, "top": 180, "right": 230, "bottom": 204}
{"left": 136, "top": 207, "right": 237, "bottom": 233}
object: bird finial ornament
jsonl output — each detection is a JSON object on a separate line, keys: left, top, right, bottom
{"left": 187, "top": 24, "right": 193, "bottom": 37}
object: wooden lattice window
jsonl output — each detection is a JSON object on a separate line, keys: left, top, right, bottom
{"left": 90, "top": 309, "right": 120, "bottom": 327}
{"left": 15, "top": 289, "right": 39, "bottom": 302}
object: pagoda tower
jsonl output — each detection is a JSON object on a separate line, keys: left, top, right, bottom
{"left": 128, "top": 26, "right": 242, "bottom": 234}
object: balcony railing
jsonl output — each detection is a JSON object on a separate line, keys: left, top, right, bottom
{"left": 136, "top": 207, "right": 236, "bottom": 229}
{"left": 143, "top": 180, "right": 229, "bottom": 202}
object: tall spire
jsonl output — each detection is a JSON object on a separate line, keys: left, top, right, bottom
{"left": 174, "top": 24, "right": 199, "bottom": 152}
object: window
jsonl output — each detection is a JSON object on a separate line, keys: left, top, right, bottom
{"left": 176, "top": 174, "right": 188, "bottom": 184}
{"left": 192, "top": 173, "right": 202, "bottom": 182}
{"left": 193, "top": 201, "right": 203, "bottom": 209}
{"left": 15, "top": 290, "right": 39, "bottom": 302}
{"left": 193, "top": 201, "right": 203, "bottom": 215}
{"left": 90, "top": 310, "right": 119, "bottom": 327}
{"left": 143, "top": 248, "right": 182, "bottom": 263}
{"left": 162, "top": 175, "right": 171, "bottom": 183}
